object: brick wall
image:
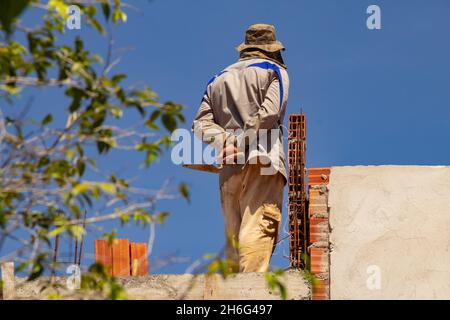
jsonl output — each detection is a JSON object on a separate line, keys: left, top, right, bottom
{"left": 307, "top": 168, "right": 331, "bottom": 300}
{"left": 94, "top": 239, "right": 148, "bottom": 276}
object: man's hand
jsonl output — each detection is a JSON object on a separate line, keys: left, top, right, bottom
{"left": 217, "top": 143, "right": 239, "bottom": 164}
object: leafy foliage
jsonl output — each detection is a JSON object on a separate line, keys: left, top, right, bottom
{"left": 300, "top": 253, "right": 320, "bottom": 287}
{"left": 0, "top": 0, "right": 30, "bottom": 35}
{"left": 81, "top": 263, "right": 126, "bottom": 300}
{"left": 0, "top": 0, "right": 187, "bottom": 296}
{"left": 207, "top": 257, "right": 238, "bottom": 279}
{"left": 265, "top": 269, "right": 287, "bottom": 300}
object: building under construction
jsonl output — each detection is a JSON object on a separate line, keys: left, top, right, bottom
{"left": 3, "top": 113, "right": 450, "bottom": 300}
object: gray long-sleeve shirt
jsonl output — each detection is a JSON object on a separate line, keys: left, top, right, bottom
{"left": 193, "top": 58, "right": 289, "bottom": 185}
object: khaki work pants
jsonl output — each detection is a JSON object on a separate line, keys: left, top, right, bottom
{"left": 219, "top": 164, "right": 285, "bottom": 272}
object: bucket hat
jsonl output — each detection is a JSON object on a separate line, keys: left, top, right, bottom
{"left": 236, "top": 24, "right": 285, "bottom": 53}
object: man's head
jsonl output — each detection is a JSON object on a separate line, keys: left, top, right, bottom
{"left": 237, "top": 24, "right": 286, "bottom": 68}
{"left": 236, "top": 24, "right": 285, "bottom": 53}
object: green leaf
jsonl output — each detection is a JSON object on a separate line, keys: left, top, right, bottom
{"left": 97, "top": 140, "right": 109, "bottom": 154}
{"left": 98, "top": 183, "right": 117, "bottom": 195}
{"left": 103, "top": 229, "right": 117, "bottom": 245}
{"left": 112, "top": 8, "right": 127, "bottom": 23}
{"left": 72, "top": 182, "right": 116, "bottom": 196}
{"left": 265, "top": 270, "right": 288, "bottom": 300}
{"left": 72, "top": 182, "right": 92, "bottom": 195}
{"left": 69, "top": 224, "right": 85, "bottom": 241}
{"left": 145, "top": 122, "right": 159, "bottom": 131}
{"left": 112, "top": 9, "right": 120, "bottom": 22}
{"left": 111, "top": 73, "right": 127, "bottom": 84}
{"left": 48, "top": 226, "right": 66, "bottom": 238}
{"left": 155, "top": 211, "right": 169, "bottom": 224}
{"left": 206, "top": 258, "right": 235, "bottom": 278}
{"left": 0, "top": 0, "right": 30, "bottom": 35}
{"left": 48, "top": 0, "right": 69, "bottom": 19}
{"left": 47, "top": 292, "right": 62, "bottom": 300}
{"left": 109, "top": 280, "right": 127, "bottom": 300}
{"left": 145, "top": 151, "right": 158, "bottom": 165}
{"left": 120, "top": 11, "right": 127, "bottom": 22}
{"left": 300, "top": 253, "right": 311, "bottom": 271}
{"left": 87, "top": 17, "right": 104, "bottom": 34}
{"left": 101, "top": 3, "right": 111, "bottom": 20}
{"left": 149, "top": 110, "right": 161, "bottom": 123}
{"left": 110, "top": 106, "right": 123, "bottom": 118}
{"left": 15, "top": 261, "right": 29, "bottom": 273}
{"left": 179, "top": 182, "right": 190, "bottom": 203}
{"left": 120, "top": 213, "right": 129, "bottom": 225}
{"left": 66, "top": 87, "right": 85, "bottom": 112}
{"left": 27, "top": 255, "right": 45, "bottom": 281}
{"left": 75, "top": 143, "right": 84, "bottom": 157}
{"left": 71, "top": 62, "right": 84, "bottom": 73}
{"left": 0, "top": 84, "right": 22, "bottom": 95}
{"left": 161, "top": 114, "right": 177, "bottom": 132}
{"left": 76, "top": 159, "right": 85, "bottom": 176}
{"left": 65, "top": 149, "right": 75, "bottom": 161}
{"left": 208, "top": 260, "right": 220, "bottom": 273}
{"left": 41, "top": 114, "right": 54, "bottom": 126}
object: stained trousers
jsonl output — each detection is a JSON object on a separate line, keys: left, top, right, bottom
{"left": 219, "top": 164, "right": 285, "bottom": 272}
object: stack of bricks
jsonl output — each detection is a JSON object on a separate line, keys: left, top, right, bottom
{"left": 287, "top": 114, "right": 308, "bottom": 269}
{"left": 94, "top": 239, "right": 149, "bottom": 276}
{"left": 308, "top": 168, "right": 331, "bottom": 300}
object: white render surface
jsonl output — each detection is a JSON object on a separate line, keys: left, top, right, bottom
{"left": 329, "top": 165, "right": 450, "bottom": 299}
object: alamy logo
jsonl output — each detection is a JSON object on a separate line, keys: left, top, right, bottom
{"left": 66, "top": 264, "right": 81, "bottom": 290}
{"left": 170, "top": 124, "right": 284, "bottom": 176}
{"left": 367, "top": 5, "right": 382, "bottom": 30}
{"left": 66, "top": 5, "right": 81, "bottom": 30}
{"left": 366, "top": 265, "right": 381, "bottom": 290}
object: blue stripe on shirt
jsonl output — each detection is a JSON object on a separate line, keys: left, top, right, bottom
{"left": 247, "top": 61, "right": 284, "bottom": 108}
{"left": 203, "top": 70, "right": 227, "bottom": 96}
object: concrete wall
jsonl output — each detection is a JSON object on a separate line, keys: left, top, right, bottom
{"left": 123, "top": 272, "right": 310, "bottom": 300}
{"left": 12, "top": 272, "right": 310, "bottom": 300}
{"left": 328, "top": 165, "right": 450, "bottom": 299}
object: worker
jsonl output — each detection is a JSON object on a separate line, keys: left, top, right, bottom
{"left": 192, "top": 24, "right": 289, "bottom": 272}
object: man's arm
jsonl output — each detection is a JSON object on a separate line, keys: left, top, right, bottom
{"left": 244, "top": 75, "right": 287, "bottom": 132}
{"left": 192, "top": 92, "right": 236, "bottom": 151}
{"left": 239, "top": 70, "right": 289, "bottom": 147}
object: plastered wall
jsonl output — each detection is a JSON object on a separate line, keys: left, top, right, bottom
{"left": 328, "top": 166, "right": 450, "bottom": 299}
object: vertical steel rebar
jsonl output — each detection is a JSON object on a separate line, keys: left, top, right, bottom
{"left": 52, "top": 234, "right": 60, "bottom": 277}
{"left": 77, "top": 209, "right": 87, "bottom": 266}
{"left": 73, "top": 235, "right": 78, "bottom": 266}
{"left": 288, "top": 113, "right": 307, "bottom": 270}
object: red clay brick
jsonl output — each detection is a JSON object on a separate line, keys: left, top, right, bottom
{"left": 309, "top": 204, "right": 328, "bottom": 215}
{"left": 307, "top": 171, "right": 331, "bottom": 300}
{"left": 309, "top": 196, "right": 327, "bottom": 206}
{"left": 309, "top": 218, "right": 328, "bottom": 244}
{"left": 312, "top": 279, "right": 329, "bottom": 300}
{"left": 130, "top": 243, "right": 149, "bottom": 276}
{"left": 112, "top": 238, "right": 131, "bottom": 277}
{"left": 308, "top": 175, "right": 329, "bottom": 185}
{"left": 310, "top": 247, "right": 329, "bottom": 274}
{"left": 94, "top": 240, "right": 112, "bottom": 275}
{"left": 308, "top": 168, "right": 331, "bottom": 176}
{"left": 308, "top": 168, "right": 331, "bottom": 186}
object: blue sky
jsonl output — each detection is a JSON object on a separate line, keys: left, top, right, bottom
{"left": 2, "top": 0, "right": 450, "bottom": 274}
